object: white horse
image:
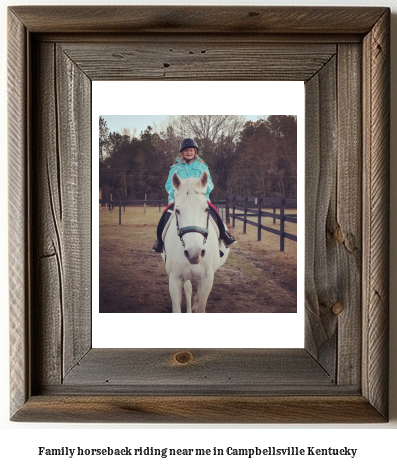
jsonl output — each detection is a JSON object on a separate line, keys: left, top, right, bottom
{"left": 161, "top": 171, "right": 229, "bottom": 313}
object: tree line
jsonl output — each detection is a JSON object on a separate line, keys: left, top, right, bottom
{"left": 99, "top": 115, "right": 297, "bottom": 202}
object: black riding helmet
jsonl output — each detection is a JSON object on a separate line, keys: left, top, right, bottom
{"left": 179, "top": 138, "right": 198, "bottom": 153}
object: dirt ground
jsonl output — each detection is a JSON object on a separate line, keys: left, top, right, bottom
{"left": 99, "top": 205, "right": 297, "bottom": 313}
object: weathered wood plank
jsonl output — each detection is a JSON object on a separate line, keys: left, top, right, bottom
{"left": 11, "top": 395, "right": 385, "bottom": 424}
{"left": 32, "top": 42, "right": 92, "bottom": 385}
{"left": 61, "top": 43, "right": 335, "bottom": 82}
{"left": 9, "top": 6, "right": 387, "bottom": 34}
{"left": 335, "top": 43, "right": 362, "bottom": 386}
{"left": 32, "top": 42, "right": 63, "bottom": 387}
{"left": 8, "top": 10, "right": 29, "bottom": 418}
{"left": 33, "top": 33, "right": 363, "bottom": 45}
{"left": 63, "top": 349, "right": 333, "bottom": 388}
{"left": 304, "top": 57, "right": 338, "bottom": 378}
{"left": 362, "top": 9, "right": 390, "bottom": 419}
{"left": 56, "top": 45, "right": 91, "bottom": 376}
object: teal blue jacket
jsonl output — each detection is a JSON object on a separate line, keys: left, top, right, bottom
{"left": 165, "top": 158, "right": 214, "bottom": 203}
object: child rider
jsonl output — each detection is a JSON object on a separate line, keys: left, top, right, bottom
{"left": 152, "top": 138, "right": 237, "bottom": 253}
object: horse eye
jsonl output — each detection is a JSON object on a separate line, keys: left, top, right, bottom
{"left": 175, "top": 209, "right": 180, "bottom": 214}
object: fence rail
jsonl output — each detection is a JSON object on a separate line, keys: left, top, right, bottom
{"left": 99, "top": 194, "right": 297, "bottom": 252}
{"left": 226, "top": 195, "right": 297, "bottom": 252}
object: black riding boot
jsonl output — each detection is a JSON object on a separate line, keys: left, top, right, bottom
{"left": 152, "top": 203, "right": 174, "bottom": 253}
{"left": 207, "top": 205, "right": 237, "bottom": 247}
{"left": 223, "top": 230, "right": 237, "bottom": 247}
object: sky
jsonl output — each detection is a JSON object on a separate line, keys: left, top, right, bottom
{"left": 101, "top": 115, "right": 266, "bottom": 137}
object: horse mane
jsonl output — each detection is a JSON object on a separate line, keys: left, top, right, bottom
{"left": 174, "top": 177, "right": 206, "bottom": 206}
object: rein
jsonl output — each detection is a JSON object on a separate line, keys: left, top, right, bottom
{"left": 175, "top": 209, "right": 210, "bottom": 248}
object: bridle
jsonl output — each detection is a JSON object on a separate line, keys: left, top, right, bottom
{"left": 175, "top": 207, "right": 210, "bottom": 248}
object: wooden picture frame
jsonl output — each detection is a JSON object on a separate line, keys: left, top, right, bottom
{"left": 8, "top": 6, "right": 390, "bottom": 423}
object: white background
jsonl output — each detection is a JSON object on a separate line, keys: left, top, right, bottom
{"left": 92, "top": 81, "right": 305, "bottom": 348}
{"left": 1, "top": 0, "right": 396, "bottom": 470}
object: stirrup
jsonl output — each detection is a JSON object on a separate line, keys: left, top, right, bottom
{"left": 223, "top": 232, "right": 237, "bottom": 247}
{"left": 152, "top": 239, "right": 164, "bottom": 253}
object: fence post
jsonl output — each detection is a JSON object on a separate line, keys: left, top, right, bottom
{"left": 257, "top": 197, "right": 262, "bottom": 242}
{"left": 119, "top": 201, "right": 122, "bottom": 225}
{"left": 144, "top": 193, "right": 147, "bottom": 214}
{"left": 243, "top": 197, "right": 248, "bottom": 234}
{"left": 280, "top": 198, "right": 285, "bottom": 251}
{"left": 273, "top": 191, "right": 276, "bottom": 224}
{"left": 232, "top": 196, "right": 236, "bottom": 227}
{"left": 225, "top": 191, "right": 230, "bottom": 225}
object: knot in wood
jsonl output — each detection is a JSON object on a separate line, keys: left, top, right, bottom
{"left": 331, "top": 302, "right": 344, "bottom": 316}
{"left": 333, "top": 225, "right": 344, "bottom": 244}
{"left": 174, "top": 351, "right": 194, "bottom": 365}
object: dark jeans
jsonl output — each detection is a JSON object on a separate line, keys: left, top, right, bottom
{"left": 157, "top": 203, "right": 226, "bottom": 241}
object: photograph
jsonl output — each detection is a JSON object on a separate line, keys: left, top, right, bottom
{"left": 98, "top": 114, "right": 298, "bottom": 314}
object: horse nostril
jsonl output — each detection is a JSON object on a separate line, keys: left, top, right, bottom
{"left": 201, "top": 250, "right": 205, "bottom": 257}
{"left": 184, "top": 250, "right": 190, "bottom": 259}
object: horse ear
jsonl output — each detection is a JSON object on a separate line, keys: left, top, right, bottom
{"left": 172, "top": 172, "right": 182, "bottom": 190}
{"left": 200, "top": 171, "right": 208, "bottom": 188}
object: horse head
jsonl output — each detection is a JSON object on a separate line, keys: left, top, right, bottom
{"left": 172, "top": 172, "right": 209, "bottom": 265}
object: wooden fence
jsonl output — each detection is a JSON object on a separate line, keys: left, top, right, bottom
{"left": 99, "top": 199, "right": 227, "bottom": 224}
{"left": 226, "top": 195, "right": 297, "bottom": 251}
{"left": 100, "top": 199, "right": 167, "bottom": 225}
{"left": 99, "top": 195, "right": 297, "bottom": 252}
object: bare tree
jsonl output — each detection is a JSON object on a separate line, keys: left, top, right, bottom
{"left": 99, "top": 116, "right": 109, "bottom": 162}
{"left": 180, "top": 115, "right": 245, "bottom": 152}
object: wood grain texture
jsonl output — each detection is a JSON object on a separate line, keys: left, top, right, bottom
{"left": 8, "top": 10, "right": 29, "bottom": 418}
{"left": 34, "top": 33, "right": 363, "bottom": 45}
{"left": 336, "top": 44, "right": 362, "bottom": 386}
{"left": 55, "top": 44, "right": 91, "bottom": 376}
{"left": 32, "top": 42, "right": 63, "bottom": 388}
{"left": 31, "top": 42, "right": 92, "bottom": 387}
{"left": 11, "top": 396, "right": 385, "bottom": 424}
{"left": 362, "top": 10, "right": 390, "bottom": 419}
{"left": 9, "top": 6, "right": 387, "bottom": 34}
{"left": 60, "top": 43, "right": 335, "bottom": 82}
{"left": 8, "top": 6, "right": 390, "bottom": 423}
{"left": 304, "top": 57, "right": 338, "bottom": 378}
{"left": 62, "top": 349, "right": 333, "bottom": 392}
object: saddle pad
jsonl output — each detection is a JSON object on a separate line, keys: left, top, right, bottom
{"left": 161, "top": 209, "right": 175, "bottom": 243}
{"left": 210, "top": 214, "right": 220, "bottom": 239}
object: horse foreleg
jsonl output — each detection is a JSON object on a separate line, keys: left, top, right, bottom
{"left": 195, "top": 271, "right": 214, "bottom": 313}
{"left": 184, "top": 280, "right": 192, "bottom": 313}
{"left": 192, "top": 293, "right": 199, "bottom": 313}
{"left": 169, "top": 275, "right": 184, "bottom": 313}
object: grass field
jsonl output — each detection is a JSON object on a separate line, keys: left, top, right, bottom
{"left": 99, "top": 205, "right": 297, "bottom": 313}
